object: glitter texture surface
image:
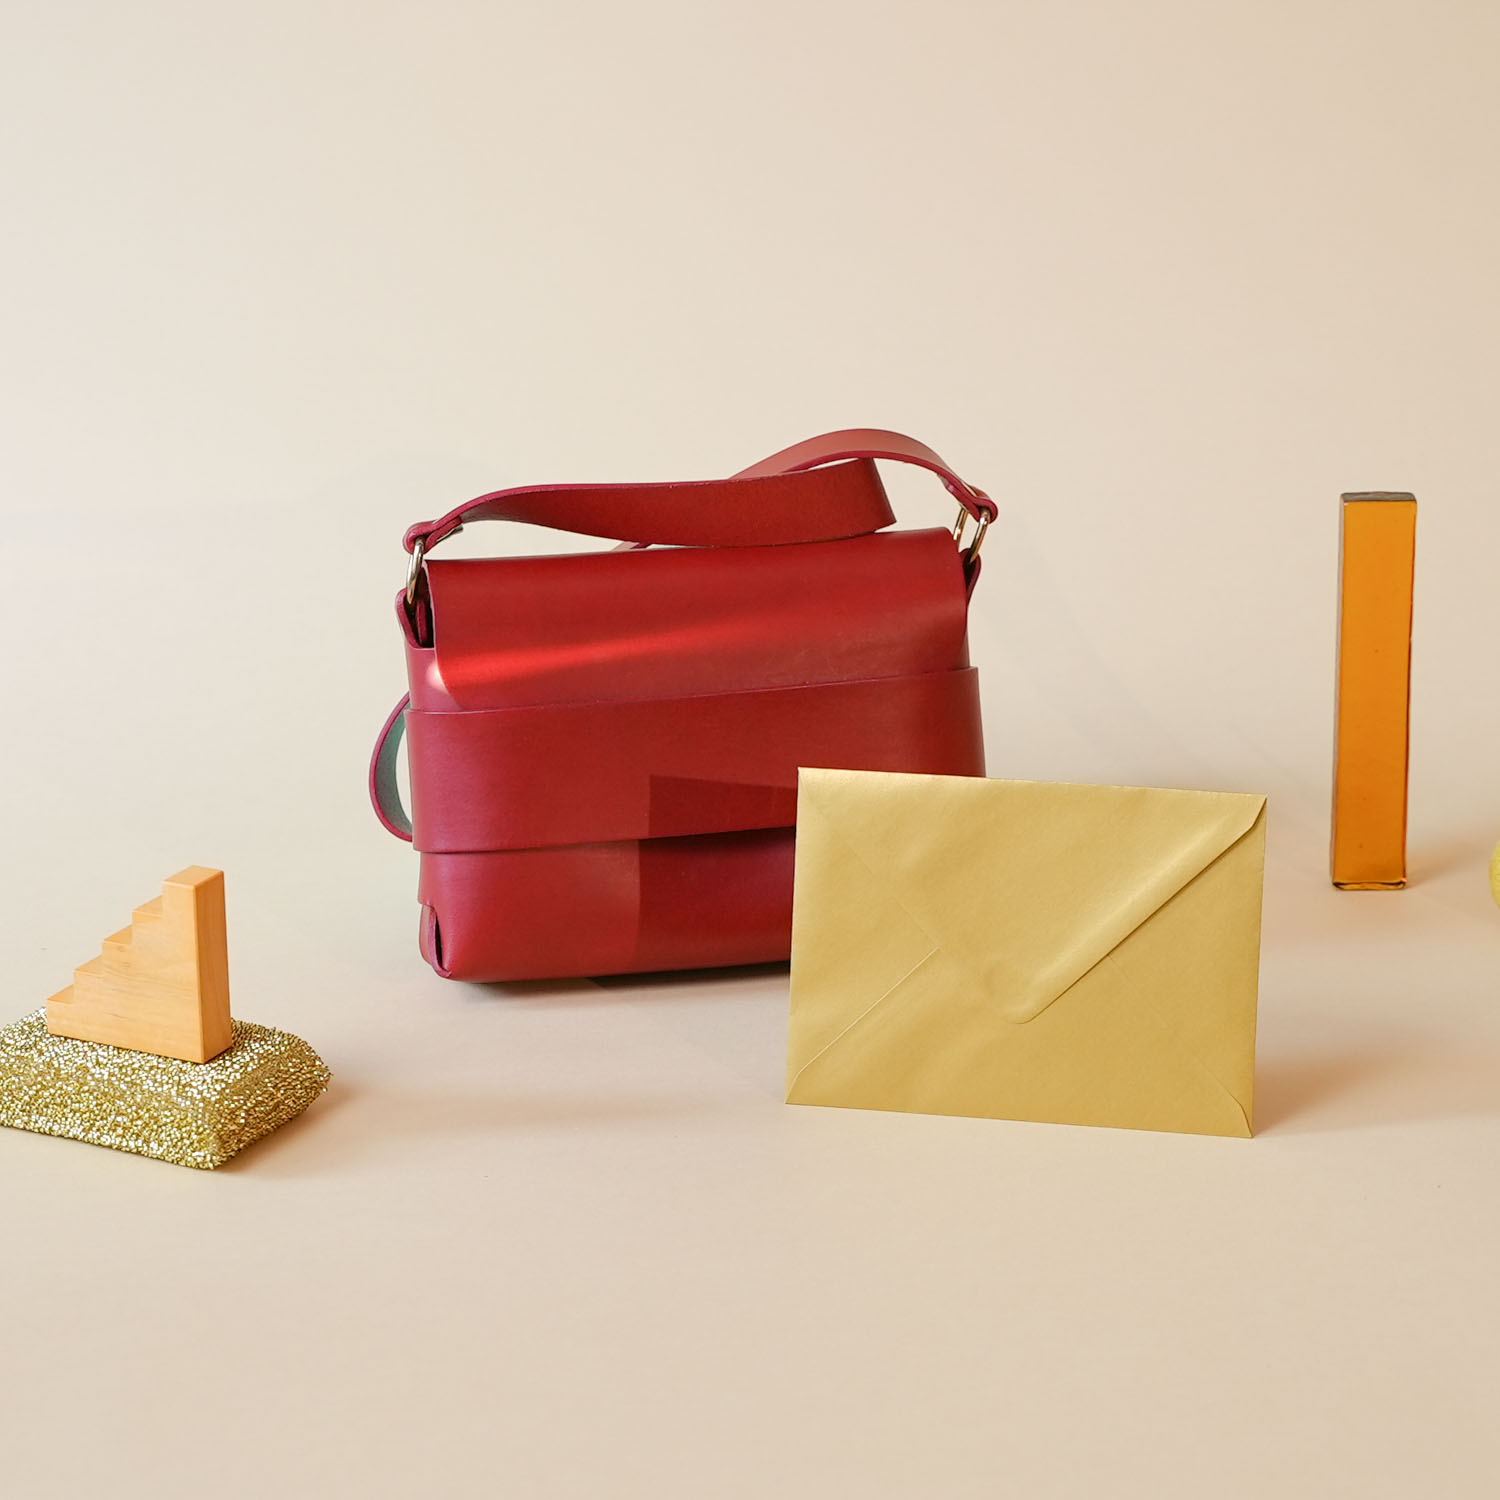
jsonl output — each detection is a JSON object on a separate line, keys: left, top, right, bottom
{"left": 0, "top": 1010, "right": 330, "bottom": 1169}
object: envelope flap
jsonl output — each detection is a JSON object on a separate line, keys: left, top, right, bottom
{"left": 797, "top": 771, "right": 1267, "bottom": 1025}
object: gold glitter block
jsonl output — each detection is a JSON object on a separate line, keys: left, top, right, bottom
{"left": 0, "top": 1010, "right": 330, "bottom": 1169}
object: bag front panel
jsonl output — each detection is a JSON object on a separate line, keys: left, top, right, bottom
{"left": 401, "top": 524, "right": 983, "bottom": 981}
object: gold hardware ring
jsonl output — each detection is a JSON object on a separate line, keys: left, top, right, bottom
{"left": 953, "top": 505, "right": 990, "bottom": 566}
{"left": 404, "top": 537, "right": 427, "bottom": 610}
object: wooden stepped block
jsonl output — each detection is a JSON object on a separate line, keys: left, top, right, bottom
{"left": 46, "top": 867, "right": 234, "bottom": 1063}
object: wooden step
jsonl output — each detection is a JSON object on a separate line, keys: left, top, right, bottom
{"left": 46, "top": 869, "right": 233, "bottom": 1063}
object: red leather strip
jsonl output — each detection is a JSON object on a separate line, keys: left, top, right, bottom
{"left": 417, "top": 829, "right": 798, "bottom": 982}
{"left": 405, "top": 668, "right": 984, "bottom": 853}
{"left": 732, "top": 428, "right": 995, "bottom": 523}
{"left": 406, "top": 458, "right": 896, "bottom": 553}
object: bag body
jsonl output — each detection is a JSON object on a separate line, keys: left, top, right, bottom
{"left": 371, "top": 430, "right": 992, "bottom": 982}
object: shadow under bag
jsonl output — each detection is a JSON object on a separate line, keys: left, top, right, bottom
{"left": 369, "top": 429, "right": 992, "bottom": 982}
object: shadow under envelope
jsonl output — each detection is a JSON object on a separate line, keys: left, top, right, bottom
{"left": 1255, "top": 1039, "right": 1500, "bottom": 1133}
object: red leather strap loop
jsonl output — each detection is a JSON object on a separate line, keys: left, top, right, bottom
{"left": 403, "top": 429, "right": 989, "bottom": 555}
{"left": 370, "top": 693, "right": 414, "bottom": 841}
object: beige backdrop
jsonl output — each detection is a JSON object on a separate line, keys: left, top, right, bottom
{"left": 3, "top": 2, "right": 1499, "bottom": 1496}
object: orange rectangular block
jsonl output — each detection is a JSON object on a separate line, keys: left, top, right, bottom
{"left": 1331, "top": 493, "right": 1417, "bottom": 889}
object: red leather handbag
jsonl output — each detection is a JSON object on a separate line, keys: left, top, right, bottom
{"left": 369, "top": 429, "right": 992, "bottom": 981}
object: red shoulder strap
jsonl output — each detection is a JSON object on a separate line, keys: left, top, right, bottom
{"left": 403, "top": 429, "right": 992, "bottom": 555}
{"left": 731, "top": 428, "right": 993, "bottom": 516}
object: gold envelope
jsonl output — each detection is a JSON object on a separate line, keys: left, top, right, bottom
{"left": 787, "top": 770, "right": 1267, "bottom": 1137}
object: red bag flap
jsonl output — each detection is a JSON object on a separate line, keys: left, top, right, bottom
{"left": 408, "top": 528, "right": 971, "bottom": 712}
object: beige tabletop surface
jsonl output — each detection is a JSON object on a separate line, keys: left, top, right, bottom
{"left": 3, "top": 2, "right": 1499, "bottom": 1495}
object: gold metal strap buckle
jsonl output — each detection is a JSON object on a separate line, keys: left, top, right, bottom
{"left": 404, "top": 537, "right": 427, "bottom": 610}
{"left": 952, "top": 505, "right": 990, "bottom": 567}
